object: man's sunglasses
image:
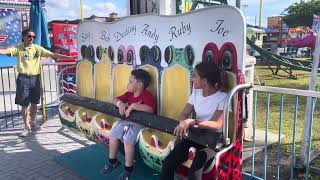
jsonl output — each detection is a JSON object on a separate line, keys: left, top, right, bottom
{"left": 27, "top": 35, "right": 36, "bottom": 38}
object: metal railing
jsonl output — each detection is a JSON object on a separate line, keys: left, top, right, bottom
{"left": 241, "top": 85, "right": 320, "bottom": 180}
{"left": 223, "top": 83, "right": 252, "bottom": 144}
{"left": 0, "top": 62, "right": 76, "bottom": 131}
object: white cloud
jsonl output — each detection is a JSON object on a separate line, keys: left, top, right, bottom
{"left": 45, "top": 0, "right": 127, "bottom": 21}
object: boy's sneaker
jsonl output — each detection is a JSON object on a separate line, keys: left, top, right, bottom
{"left": 19, "top": 128, "right": 31, "bottom": 137}
{"left": 119, "top": 170, "right": 132, "bottom": 180}
{"left": 100, "top": 161, "right": 120, "bottom": 175}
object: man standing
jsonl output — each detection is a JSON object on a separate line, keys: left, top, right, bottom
{"left": 0, "top": 29, "right": 76, "bottom": 137}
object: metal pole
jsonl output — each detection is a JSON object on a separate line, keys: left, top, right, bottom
{"left": 255, "top": 13, "right": 257, "bottom": 26}
{"left": 259, "top": 0, "right": 262, "bottom": 27}
{"left": 280, "top": 17, "right": 282, "bottom": 48}
{"left": 236, "top": 0, "right": 240, "bottom": 8}
{"left": 80, "top": 0, "right": 84, "bottom": 20}
{"left": 40, "top": 64, "right": 46, "bottom": 125}
{"left": 300, "top": 22, "right": 320, "bottom": 164}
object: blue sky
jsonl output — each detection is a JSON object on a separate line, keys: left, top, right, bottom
{"left": 46, "top": 0, "right": 301, "bottom": 27}
{"left": 229, "top": 0, "right": 301, "bottom": 26}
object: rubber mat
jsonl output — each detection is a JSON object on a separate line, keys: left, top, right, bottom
{"left": 54, "top": 144, "right": 160, "bottom": 180}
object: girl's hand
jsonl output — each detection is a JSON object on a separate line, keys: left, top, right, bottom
{"left": 174, "top": 119, "right": 194, "bottom": 138}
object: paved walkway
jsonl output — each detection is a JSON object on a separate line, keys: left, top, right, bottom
{"left": 0, "top": 115, "right": 94, "bottom": 180}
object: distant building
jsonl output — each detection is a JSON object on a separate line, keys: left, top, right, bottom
{"left": 267, "top": 16, "right": 288, "bottom": 32}
{"left": 264, "top": 16, "right": 291, "bottom": 52}
{"left": 86, "top": 13, "right": 119, "bottom": 22}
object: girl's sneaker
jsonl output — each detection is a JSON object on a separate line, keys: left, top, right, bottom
{"left": 119, "top": 170, "right": 132, "bottom": 180}
{"left": 100, "top": 161, "right": 120, "bottom": 175}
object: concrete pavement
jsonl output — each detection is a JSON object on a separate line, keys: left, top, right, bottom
{"left": 0, "top": 114, "right": 94, "bottom": 180}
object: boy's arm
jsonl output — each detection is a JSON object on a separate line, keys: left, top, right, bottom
{"left": 113, "top": 98, "right": 123, "bottom": 106}
{"left": 128, "top": 103, "right": 154, "bottom": 113}
{"left": 114, "top": 98, "right": 126, "bottom": 116}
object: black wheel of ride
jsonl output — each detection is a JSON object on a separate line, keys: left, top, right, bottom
{"left": 221, "top": 50, "right": 233, "bottom": 70}
{"left": 127, "top": 50, "right": 134, "bottom": 65}
{"left": 80, "top": 45, "right": 87, "bottom": 59}
{"left": 87, "top": 45, "right": 95, "bottom": 63}
{"left": 204, "top": 48, "right": 215, "bottom": 64}
{"left": 96, "top": 46, "right": 102, "bottom": 60}
{"left": 139, "top": 45, "right": 150, "bottom": 63}
{"left": 184, "top": 45, "right": 194, "bottom": 66}
{"left": 164, "top": 46, "right": 174, "bottom": 64}
{"left": 150, "top": 45, "right": 161, "bottom": 62}
{"left": 108, "top": 46, "right": 114, "bottom": 62}
{"left": 117, "top": 49, "right": 124, "bottom": 64}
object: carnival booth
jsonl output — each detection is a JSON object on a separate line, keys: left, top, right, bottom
{"left": 59, "top": 5, "right": 246, "bottom": 179}
{"left": 0, "top": 0, "right": 30, "bottom": 48}
{"left": 49, "top": 20, "right": 78, "bottom": 93}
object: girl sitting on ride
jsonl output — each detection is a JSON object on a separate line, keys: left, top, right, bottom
{"left": 160, "top": 62, "right": 229, "bottom": 180}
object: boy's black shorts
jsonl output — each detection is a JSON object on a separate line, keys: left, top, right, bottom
{"left": 15, "top": 74, "right": 41, "bottom": 107}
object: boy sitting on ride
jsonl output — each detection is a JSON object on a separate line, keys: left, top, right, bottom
{"left": 101, "top": 69, "right": 156, "bottom": 180}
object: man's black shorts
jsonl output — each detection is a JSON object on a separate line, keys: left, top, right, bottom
{"left": 15, "top": 74, "right": 41, "bottom": 107}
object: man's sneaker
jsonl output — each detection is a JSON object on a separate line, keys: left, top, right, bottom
{"left": 119, "top": 170, "right": 132, "bottom": 180}
{"left": 100, "top": 161, "right": 120, "bottom": 175}
{"left": 19, "top": 128, "right": 31, "bottom": 137}
{"left": 30, "top": 123, "right": 40, "bottom": 132}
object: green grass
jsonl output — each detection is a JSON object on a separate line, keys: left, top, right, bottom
{"left": 252, "top": 65, "right": 320, "bottom": 178}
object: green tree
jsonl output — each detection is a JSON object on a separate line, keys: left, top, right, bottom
{"left": 283, "top": 0, "right": 320, "bottom": 28}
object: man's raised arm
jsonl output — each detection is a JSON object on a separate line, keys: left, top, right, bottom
{"left": 0, "top": 49, "right": 11, "bottom": 55}
{"left": 52, "top": 53, "right": 77, "bottom": 60}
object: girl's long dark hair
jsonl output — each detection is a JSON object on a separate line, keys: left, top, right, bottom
{"left": 195, "top": 62, "right": 229, "bottom": 92}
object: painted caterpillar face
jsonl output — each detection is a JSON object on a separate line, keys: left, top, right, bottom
{"left": 80, "top": 44, "right": 96, "bottom": 63}
{"left": 203, "top": 43, "right": 219, "bottom": 64}
{"left": 202, "top": 42, "right": 237, "bottom": 73}
{"left": 117, "top": 45, "right": 136, "bottom": 65}
{"left": 139, "top": 45, "right": 161, "bottom": 63}
{"left": 164, "top": 45, "right": 194, "bottom": 66}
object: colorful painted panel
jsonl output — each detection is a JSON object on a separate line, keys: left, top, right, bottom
{"left": 0, "top": 9, "right": 21, "bottom": 48}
